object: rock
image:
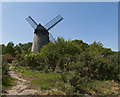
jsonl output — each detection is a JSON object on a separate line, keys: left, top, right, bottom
{"left": 18, "top": 89, "right": 37, "bottom": 95}
{"left": 83, "top": 94, "right": 92, "bottom": 97}
{"left": 2, "top": 90, "right": 8, "bottom": 94}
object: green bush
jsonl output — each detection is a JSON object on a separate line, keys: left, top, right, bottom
{"left": 70, "top": 74, "right": 91, "bottom": 94}
{"left": 61, "top": 71, "right": 75, "bottom": 83}
{"left": 72, "top": 40, "right": 89, "bottom": 52}
{"left": 3, "top": 54, "right": 14, "bottom": 63}
{"left": 2, "top": 55, "right": 13, "bottom": 89}
{"left": 2, "top": 58, "right": 9, "bottom": 77}
{"left": 4, "top": 42, "right": 16, "bottom": 57}
{"left": 22, "top": 38, "right": 119, "bottom": 82}
{"left": 23, "top": 38, "right": 81, "bottom": 72}
{"left": 69, "top": 52, "right": 120, "bottom": 81}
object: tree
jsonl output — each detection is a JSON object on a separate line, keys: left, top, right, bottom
{"left": 21, "top": 42, "right": 32, "bottom": 54}
{"left": 88, "top": 41, "right": 104, "bottom": 57}
{"left": 72, "top": 40, "right": 89, "bottom": 52}
{"left": 14, "top": 45, "right": 22, "bottom": 54}
{"left": 1, "top": 44, "right": 5, "bottom": 54}
{"left": 4, "top": 42, "right": 15, "bottom": 56}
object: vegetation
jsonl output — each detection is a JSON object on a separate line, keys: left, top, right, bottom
{"left": 1, "top": 37, "right": 120, "bottom": 95}
{"left": 1, "top": 42, "right": 32, "bottom": 90}
{"left": 2, "top": 55, "right": 16, "bottom": 90}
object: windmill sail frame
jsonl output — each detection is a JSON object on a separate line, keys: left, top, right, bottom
{"left": 49, "top": 33, "right": 55, "bottom": 43}
{"left": 44, "top": 15, "right": 63, "bottom": 31}
{"left": 26, "top": 16, "right": 38, "bottom": 29}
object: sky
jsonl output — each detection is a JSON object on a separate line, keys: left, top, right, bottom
{"left": 2, "top": 2, "right": 118, "bottom": 51}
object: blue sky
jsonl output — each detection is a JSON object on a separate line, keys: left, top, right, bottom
{"left": 2, "top": 2, "right": 118, "bottom": 51}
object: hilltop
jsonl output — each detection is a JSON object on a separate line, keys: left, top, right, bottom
{"left": 1, "top": 37, "right": 120, "bottom": 96}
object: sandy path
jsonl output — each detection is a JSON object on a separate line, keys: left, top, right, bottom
{"left": 5, "top": 65, "right": 94, "bottom": 96}
{"left": 7, "top": 65, "right": 38, "bottom": 95}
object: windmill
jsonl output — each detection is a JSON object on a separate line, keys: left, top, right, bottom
{"left": 26, "top": 15, "right": 63, "bottom": 54}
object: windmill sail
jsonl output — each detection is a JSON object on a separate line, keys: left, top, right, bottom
{"left": 49, "top": 33, "right": 55, "bottom": 43}
{"left": 26, "top": 16, "right": 38, "bottom": 29}
{"left": 44, "top": 15, "right": 63, "bottom": 31}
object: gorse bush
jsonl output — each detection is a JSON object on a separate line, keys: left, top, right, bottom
{"left": 24, "top": 37, "right": 81, "bottom": 72}
{"left": 22, "top": 37, "right": 119, "bottom": 81}
{"left": 2, "top": 37, "right": 119, "bottom": 95}
{"left": 2, "top": 55, "right": 13, "bottom": 88}
{"left": 2, "top": 42, "right": 15, "bottom": 57}
{"left": 2, "top": 57, "right": 9, "bottom": 77}
{"left": 1, "top": 42, "right": 32, "bottom": 57}
{"left": 72, "top": 40, "right": 89, "bottom": 52}
{"left": 40, "top": 37, "right": 80, "bottom": 56}
{"left": 3, "top": 54, "right": 14, "bottom": 63}
{"left": 5, "top": 37, "right": 118, "bottom": 94}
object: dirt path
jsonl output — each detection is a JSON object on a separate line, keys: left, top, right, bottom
{"left": 7, "top": 64, "right": 38, "bottom": 95}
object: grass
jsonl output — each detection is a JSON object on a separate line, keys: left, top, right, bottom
{"left": 86, "top": 80, "right": 120, "bottom": 95}
{"left": 14, "top": 67, "right": 72, "bottom": 94}
{"left": 13, "top": 66, "right": 120, "bottom": 95}
{"left": 31, "top": 72, "right": 61, "bottom": 90}
{"left": 2, "top": 76, "right": 17, "bottom": 90}
{"left": 16, "top": 68, "right": 62, "bottom": 90}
